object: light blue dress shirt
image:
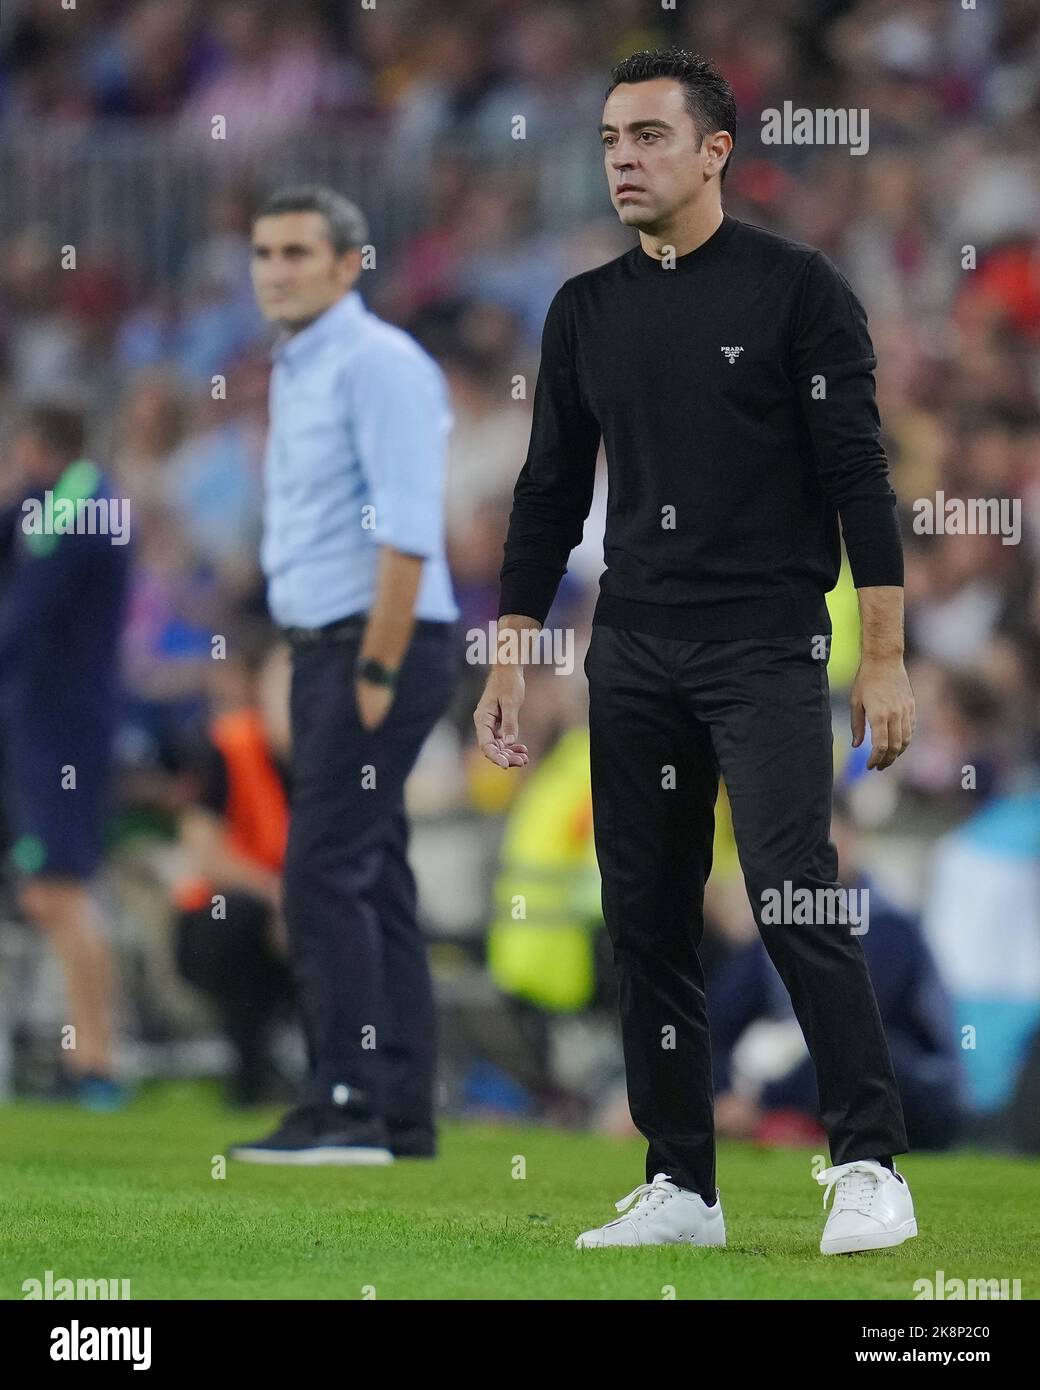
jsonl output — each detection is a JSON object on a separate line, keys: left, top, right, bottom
{"left": 261, "top": 288, "right": 459, "bottom": 628}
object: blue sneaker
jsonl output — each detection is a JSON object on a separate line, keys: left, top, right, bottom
{"left": 73, "top": 1073, "right": 133, "bottom": 1112}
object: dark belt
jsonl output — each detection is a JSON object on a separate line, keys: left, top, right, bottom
{"left": 280, "top": 613, "right": 453, "bottom": 645}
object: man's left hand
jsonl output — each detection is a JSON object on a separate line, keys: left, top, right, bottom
{"left": 850, "top": 656, "right": 915, "bottom": 770}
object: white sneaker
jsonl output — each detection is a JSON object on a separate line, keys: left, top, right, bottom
{"left": 575, "top": 1172, "right": 727, "bottom": 1249}
{"left": 817, "top": 1159, "right": 918, "bottom": 1255}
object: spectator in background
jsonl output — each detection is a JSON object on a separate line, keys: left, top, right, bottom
{"left": 899, "top": 662, "right": 1009, "bottom": 806}
{"left": 85, "top": 0, "right": 206, "bottom": 120}
{"left": 109, "top": 369, "right": 187, "bottom": 510}
{"left": 0, "top": 0, "right": 94, "bottom": 123}
{"left": 475, "top": 4, "right": 607, "bottom": 161}
{"left": 0, "top": 403, "right": 131, "bottom": 1107}
{"left": 1, "top": 226, "right": 84, "bottom": 399}
{"left": 162, "top": 382, "right": 264, "bottom": 583}
{"left": 115, "top": 187, "right": 265, "bottom": 385}
{"left": 177, "top": 0, "right": 362, "bottom": 143}
{"left": 173, "top": 637, "right": 295, "bottom": 1107}
{"left": 922, "top": 785, "right": 1040, "bottom": 1149}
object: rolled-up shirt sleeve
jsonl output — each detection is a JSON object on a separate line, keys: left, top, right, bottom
{"left": 497, "top": 283, "right": 602, "bottom": 623}
{"left": 351, "top": 344, "right": 453, "bottom": 559}
{"left": 788, "top": 251, "right": 903, "bottom": 589}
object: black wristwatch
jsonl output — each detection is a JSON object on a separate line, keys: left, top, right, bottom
{"left": 354, "top": 656, "right": 399, "bottom": 689}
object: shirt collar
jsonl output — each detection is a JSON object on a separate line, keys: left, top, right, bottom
{"left": 271, "top": 288, "right": 365, "bottom": 365}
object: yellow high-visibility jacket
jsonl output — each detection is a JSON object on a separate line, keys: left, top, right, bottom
{"left": 488, "top": 727, "right": 601, "bottom": 1012}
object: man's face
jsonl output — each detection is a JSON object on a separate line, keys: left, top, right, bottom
{"left": 250, "top": 211, "right": 360, "bottom": 330}
{"left": 601, "top": 78, "right": 721, "bottom": 231}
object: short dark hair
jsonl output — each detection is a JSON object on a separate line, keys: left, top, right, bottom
{"left": 253, "top": 184, "right": 368, "bottom": 255}
{"left": 605, "top": 47, "right": 736, "bottom": 185}
{"left": 15, "top": 402, "right": 86, "bottom": 460}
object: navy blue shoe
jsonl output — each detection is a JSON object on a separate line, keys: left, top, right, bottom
{"left": 229, "top": 1102, "right": 393, "bottom": 1166}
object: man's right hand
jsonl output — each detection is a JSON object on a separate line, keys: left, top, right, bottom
{"left": 473, "top": 665, "right": 530, "bottom": 769}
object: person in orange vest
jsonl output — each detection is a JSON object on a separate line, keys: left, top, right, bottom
{"left": 173, "top": 636, "right": 295, "bottom": 1106}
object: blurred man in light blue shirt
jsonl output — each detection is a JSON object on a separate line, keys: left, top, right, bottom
{"left": 260, "top": 277, "right": 458, "bottom": 630}
{"left": 230, "top": 186, "right": 459, "bottom": 1166}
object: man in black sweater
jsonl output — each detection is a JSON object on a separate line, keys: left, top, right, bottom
{"left": 474, "top": 48, "right": 919, "bottom": 1255}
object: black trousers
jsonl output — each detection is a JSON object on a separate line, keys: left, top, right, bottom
{"left": 283, "top": 622, "right": 458, "bottom": 1120}
{"left": 584, "top": 623, "right": 909, "bottom": 1198}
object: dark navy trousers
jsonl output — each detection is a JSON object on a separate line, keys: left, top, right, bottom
{"left": 584, "top": 622, "right": 909, "bottom": 1199}
{"left": 283, "top": 621, "right": 458, "bottom": 1122}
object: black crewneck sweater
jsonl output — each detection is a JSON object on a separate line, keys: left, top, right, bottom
{"left": 497, "top": 212, "right": 903, "bottom": 640}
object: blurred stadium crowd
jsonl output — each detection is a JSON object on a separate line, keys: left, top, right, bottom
{"left": 1, "top": 0, "right": 1039, "bottom": 1152}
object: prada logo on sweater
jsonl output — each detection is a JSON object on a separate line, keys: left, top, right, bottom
{"left": 721, "top": 346, "right": 744, "bottom": 364}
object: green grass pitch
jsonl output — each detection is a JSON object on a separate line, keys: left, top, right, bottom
{"left": 1, "top": 1083, "right": 1036, "bottom": 1300}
